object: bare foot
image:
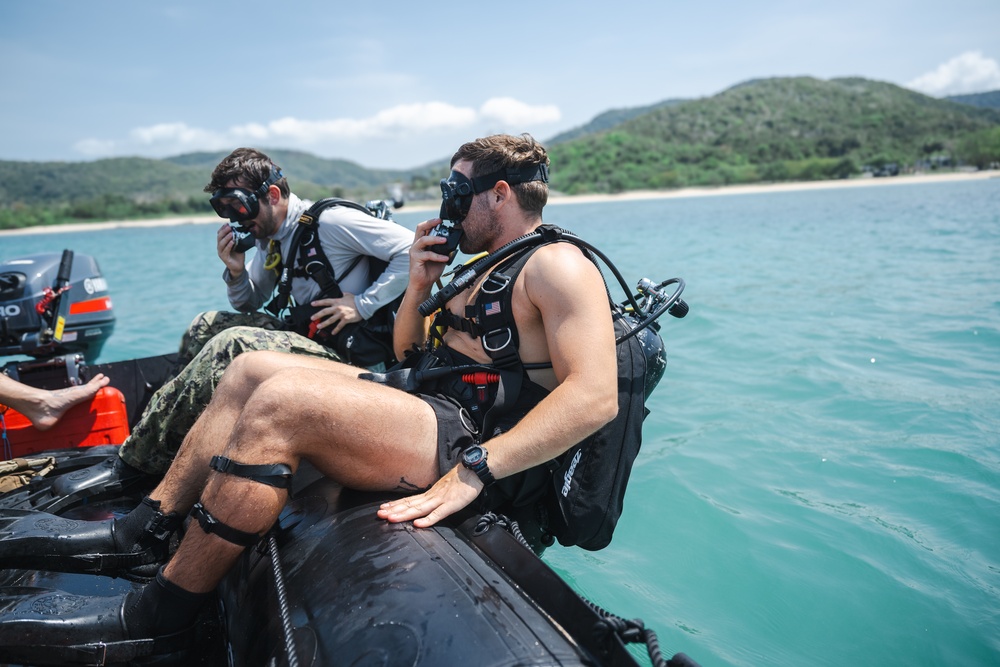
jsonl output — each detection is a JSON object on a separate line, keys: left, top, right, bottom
{"left": 26, "top": 374, "right": 111, "bottom": 431}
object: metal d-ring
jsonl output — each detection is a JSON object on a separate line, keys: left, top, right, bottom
{"left": 482, "top": 328, "right": 513, "bottom": 353}
{"left": 458, "top": 407, "right": 479, "bottom": 435}
{"left": 304, "top": 259, "right": 326, "bottom": 276}
{"left": 480, "top": 273, "right": 511, "bottom": 295}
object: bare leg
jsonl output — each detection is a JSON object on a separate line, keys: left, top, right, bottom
{"left": 148, "top": 350, "right": 366, "bottom": 514}
{"left": 0, "top": 373, "right": 110, "bottom": 431}
{"left": 120, "top": 324, "right": 341, "bottom": 476}
{"left": 163, "top": 363, "right": 441, "bottom": 593}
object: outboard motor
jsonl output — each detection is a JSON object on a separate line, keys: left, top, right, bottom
{"left": 0, "top": 250, "right": 115, "bottom": 362}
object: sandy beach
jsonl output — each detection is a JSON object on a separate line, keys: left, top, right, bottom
{"left": 2, "top": 170, "right": 995, "bottom": 237}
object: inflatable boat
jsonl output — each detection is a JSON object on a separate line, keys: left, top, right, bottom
{"left": 0, "top": 251, "right": 698, "bottom": 666}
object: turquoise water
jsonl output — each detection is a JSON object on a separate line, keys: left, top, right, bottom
{"left": 3, "top": 178, "right": 999, "bottom": 665}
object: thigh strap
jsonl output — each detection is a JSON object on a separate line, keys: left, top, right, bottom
{"left": 209, "top": 455, "right": 293, "bottom": 489}
{"left": 190, "top": 502, "right": 262, "bottom": 547}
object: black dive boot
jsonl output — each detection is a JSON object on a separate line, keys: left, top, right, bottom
{"left": 0, "top": 496, "right": 181, "bottom": 578}
{"left": 0, "top": 567, "right": 209, "bottom": 666}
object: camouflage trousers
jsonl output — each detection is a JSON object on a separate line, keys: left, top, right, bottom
{"left": 118, "top": 311, "right": 343, "bottom": 475}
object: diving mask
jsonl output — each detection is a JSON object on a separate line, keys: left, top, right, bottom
{"left": 438, "top": 162, "right": 549, "bottom": 224}
{"left": 210, "top": 166, "right": 284, "bottom": 223}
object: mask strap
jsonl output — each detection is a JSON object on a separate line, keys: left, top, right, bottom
{"left": 254, "top": 165, "right": 284, "bottom": 200}
{"left": 471, "top": 163, "right": 549, "bottom": 194}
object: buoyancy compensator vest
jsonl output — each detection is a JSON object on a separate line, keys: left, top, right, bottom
{"left": 425, "top": 224, "right": 688, "bottom": 550}
{"left": 264, "top": 198, "right": 404, "bottom": 368}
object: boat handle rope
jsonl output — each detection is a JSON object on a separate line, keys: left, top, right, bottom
{"left": 586, "top": 598, "right": 700, "bottom": 667}
{"left": 475, "top": 511, "right": 701, "bottom": 667}
{"left": 266, "top": 529, "right": 300, "bottom": 667}
{"left": 474, "top": 511, "right": 531, "bottom": 547}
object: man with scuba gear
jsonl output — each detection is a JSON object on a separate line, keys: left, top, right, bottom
{"left": 206, "top": 148, "right": 411, "bottom": 355}
{"left": 0, "top": 134, "right": 620, "bottom": 661}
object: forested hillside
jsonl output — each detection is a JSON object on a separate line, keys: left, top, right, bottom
{"left": 2, "top": 77, "right": 999, "bottom": 229}
{"left": 946, "top": 90, "right": 1000, "bottom": 110}
{"left": 0, "top": 152, "right": 427, "bottom": 230}
{"left": 546, "top": 99, "right": 687, "bottom": 144}
{"left": 547, "top": 77, "right": 1000, "bottom": 193}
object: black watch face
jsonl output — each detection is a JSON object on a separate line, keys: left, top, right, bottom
{"left": 463, "top": 445, "right": 484, "bottom": 466}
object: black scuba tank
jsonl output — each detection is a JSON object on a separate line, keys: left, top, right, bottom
{"left": 634, "top": 320, "right": 667, "bottom": 400}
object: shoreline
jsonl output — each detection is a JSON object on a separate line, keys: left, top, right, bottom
{"left": 2, "top": 170, "right": 995, "bottom": 237}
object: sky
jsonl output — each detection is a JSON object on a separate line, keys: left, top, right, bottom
{"left": 2, "top": 1, "right": 999, "bottom": 170}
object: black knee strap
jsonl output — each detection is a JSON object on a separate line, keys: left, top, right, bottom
{"left": 209, "top": 455, "right": 293, "bottom": 489}
{"left": 190, "top": 502, "right": 261, "bottom": 547}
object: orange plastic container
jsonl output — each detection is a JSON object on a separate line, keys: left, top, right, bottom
{"left": 1, "top": 386, "right": 130, "bottom": 458}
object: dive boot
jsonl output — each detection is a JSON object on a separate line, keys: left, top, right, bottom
{"left": 0, "top": 568, "right": 207, "bottom": 666}
{"left": 0, "top": 496, "right": 181, "bottom": 578}
{"left": 0, "top": 452, "right": 158, "bottom": 513}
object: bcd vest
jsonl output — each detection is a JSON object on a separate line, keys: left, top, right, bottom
{"left": 434, "top": 225, "right": 654, "bottom": 551}
{"left": 264, "top": 198, "right": 403, "bottom": 368}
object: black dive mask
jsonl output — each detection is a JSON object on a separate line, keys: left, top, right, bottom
{"left": 210, "top": 166, "right": 284, "bottom": 223}
{"left": 438, "top": 171, "right": 475, "bottom": 224}
{"left": 438, "top": 162, "right": 549, "bottom": 224}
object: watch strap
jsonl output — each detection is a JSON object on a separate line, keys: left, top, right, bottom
{"left": 462, "top": 446, "right": 496, "bottom": 487}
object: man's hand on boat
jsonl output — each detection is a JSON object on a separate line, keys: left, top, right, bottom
{"left": 377, "top": 464, "right": 482, "bottom": 527}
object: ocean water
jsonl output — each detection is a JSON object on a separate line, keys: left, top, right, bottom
{"left": 2, "top": 177, "right": 999, "bottom": 666}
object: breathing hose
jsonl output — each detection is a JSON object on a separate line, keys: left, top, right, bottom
{"left": 418, "top": 226, "right": 688, "bottom": 343}
{"left": 418, "top": 229, "right": 552, "bottom": 316}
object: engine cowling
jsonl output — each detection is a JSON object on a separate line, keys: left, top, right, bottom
{"left": 0, "top": 252, "right": 116, "bottom": 362}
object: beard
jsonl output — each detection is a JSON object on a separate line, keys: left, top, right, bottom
{"left": 250, "top": 201, "right": 278, "bottom": 238}
{"left": 458, "top": 197, "right": 502, "bottom": 254}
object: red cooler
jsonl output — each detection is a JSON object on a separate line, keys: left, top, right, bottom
{"left": 1, "top": 386, "right": 130, "bottom": 458}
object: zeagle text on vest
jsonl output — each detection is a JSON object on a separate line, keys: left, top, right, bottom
{"left": 561, "top": 449, "right": 582, "bottom": 497}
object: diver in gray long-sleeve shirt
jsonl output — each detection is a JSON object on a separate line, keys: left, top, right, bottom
{"left": 223, "top": 191, "right": 410, "bottom": 322}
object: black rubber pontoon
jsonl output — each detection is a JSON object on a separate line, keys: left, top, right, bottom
{"left": 0, "top": 448, "right": 696, "bottom": 666}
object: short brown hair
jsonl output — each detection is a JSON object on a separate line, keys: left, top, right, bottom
{"left": 204, "top": 147, "right": 290, "bottom": 198}
{"left": 451, "top": 133, "right": 549, "bottom": 216}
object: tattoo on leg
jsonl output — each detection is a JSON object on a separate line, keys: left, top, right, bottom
{"left": 394, "top": 478, "right": 427, "bottom": 493}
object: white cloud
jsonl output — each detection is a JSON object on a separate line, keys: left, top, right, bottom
{"left": 264, "top": 102, "right": 480, "bottom": 141}
{"left": 907, "top": 51, "right": 1000, "bottom": 96}
{"left": 72, "top": 97, "right": 561, "bottom": 162}
{"left": 131, "top": 123, "right": 215, "bottom": 146}
{"left": 480, "top": 97, "right": 562, "bottom": 125}
{"left": 73, "top": 138, "right": 117, "bottom": 156}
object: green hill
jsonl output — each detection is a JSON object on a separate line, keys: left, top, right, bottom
{"left": 162, "top": 149, "right": 414, "bottom": 192}
{"left": 0, "top": 150, "right": 419, "bottom": 208}
{"left": 548, "top": 77, "right": 1000, "bottom": 193}
{"left": 0, "top": 150, "right": 438, "bottom": 230}
{"left": 0, "top": 157, "right": 207, "bottom": 206}
{"left": 946, "top": 90, "right": 1000, "bottom": 110}
{"left": 546, "top": 99, "right": 687, "bottom": 145}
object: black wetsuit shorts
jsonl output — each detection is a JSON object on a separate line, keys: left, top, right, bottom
{"left": 412, "top": 347, "right": 553, "bottom": 511}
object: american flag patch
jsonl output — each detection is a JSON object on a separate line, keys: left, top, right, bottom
{"left": 307, "top": 248, "right": 317, "bottom": 257}
{"left": 484, "top": 301, "right": 502, "bottom": 316}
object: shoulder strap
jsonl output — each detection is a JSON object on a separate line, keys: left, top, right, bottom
{"left": 474, "top": 240, "right": 553, "bottom": 440}
{"left": 475, "top": 244, "right": 541, "bottom": 370}
{"left": 431, "top": 224, "right": 566, "bottom": 341}
{"left": 264, "top": 198, "right": 375, "bottom": 317}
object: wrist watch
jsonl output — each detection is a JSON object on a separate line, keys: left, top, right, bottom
{"left": 461, "top": 444, "right": 496, "bottom": 487}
